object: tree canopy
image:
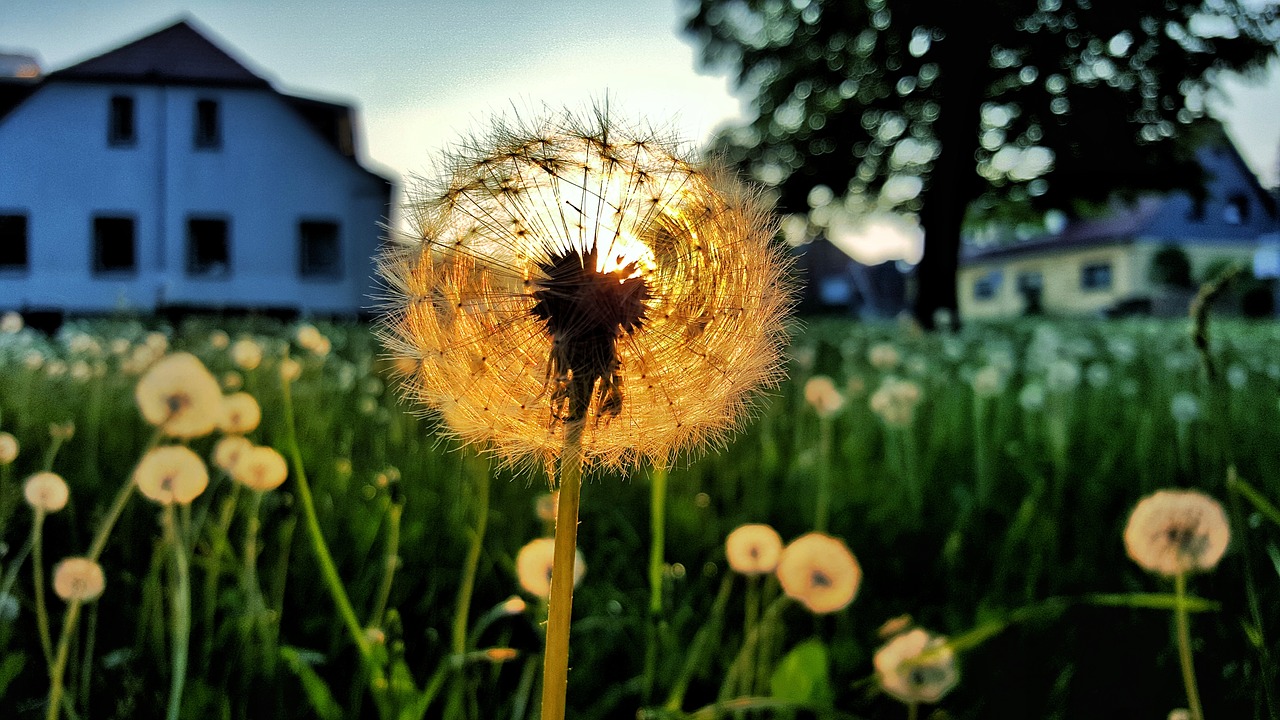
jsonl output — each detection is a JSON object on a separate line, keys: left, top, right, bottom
{"left": 684, "top": 0, "right": 1280, "bottom": 326}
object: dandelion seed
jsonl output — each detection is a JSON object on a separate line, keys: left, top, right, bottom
{"left": 23, "top": 472, "right": 69, "bottom": 513}
{"left": 873, "top": 627, "right": 959, "bottom": 704}
{"left": 219, "top": 392, "right": 262, "bottom": 435}
{"left": 212, "top": 435, "right": 253, "bottom": 473}
{"left": 1124, "top": 489, "right": 1229, "bottom": 576}
{"left": 515, "top": 537, "right": 585, "bottom": 599}
{"left": 135, "top": 353, "right": 223, "bottom": 438}
{"left": 134, "top": 445, "right": 210, "bottom": 505}
{"left": 0, "top": 432, "right": 18, "bottom": 465}
{"left": 230, "top": 339, "right": 263, "bottom": 371}
{"left": 231, "top": 445, "right": 289, "bottom": 492}
{"left": 52, "top": 557, "right": 105, "bottom": 603}
{"left": 724, "top": 523, "right": 783, "bottom": 576}
{"left": 776, "top": 532, "right": 861, "bottom": 614}
{"left": 803, "top": 376, "right": 845, "bottom": 418}
{"left": 377, "top": 105, "right": 792, "bottom": 468}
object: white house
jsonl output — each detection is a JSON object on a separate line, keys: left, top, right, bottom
{"left": 0, "top": 18, "right": 393, "bottom": 318}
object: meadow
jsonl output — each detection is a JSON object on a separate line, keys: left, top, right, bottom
{"left": 0, "top": 311, "right": 1277, "bottom": 719}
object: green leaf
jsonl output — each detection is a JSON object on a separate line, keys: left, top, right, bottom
{"left": 279, "top": 646, "right": 342, "bottom": 720}
{"left": 770, "top": 639, "right": 834, "bottom": 707}
{"left": 0, "top": 652, "right": 26, "bottom": 699}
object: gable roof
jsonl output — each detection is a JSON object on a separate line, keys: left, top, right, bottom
{"left": 48, "top": 19, "right": 270, "bottom": 89}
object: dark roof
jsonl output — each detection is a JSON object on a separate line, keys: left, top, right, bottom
{"left": 0, "top": 77, "right": 39, "bottom": 122}
{"left": 48, "top": 19, "right": 270, "bottom": 88}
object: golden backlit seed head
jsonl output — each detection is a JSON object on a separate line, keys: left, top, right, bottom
{"left": 135, "top": 352, "right": 223, "bottom": 438}
{"left": 232, "top": 445, "right": 289, "bottom": 492}
{"left": 378, "top": 105, "right": 793, "bottom": 469}
{"left": 1124, "top": 489, "right": 1230, "bottom": 576}
{"left": 776, "top": 532, "right": 861, "bottom": 614}
{"left": 231, "top": 339, "right": 263, "bottom": 371}
{"left": 53, "top": 557, "right": 106, "bottom": 603}
{"left": 134, "top": 445, "right": 210, "bottom": 506}
{"left": 725, "top": 523, "right": 783, "bottom": 576}
{"left": 219, "top": 392, "right": 262, "bottom": 435}
{"left": 24, "top": 472, "right": 69, "bottom": 513}
{"left": 213, "top": 435, "right": 253, "bottom": 473}
{"left": 515, "top": 537, "right": 585, "bottom": 598}
{"left": 873, "top": 627, "right": 959, "bottom": 704}
{"left": 0, "top": 431, "right": 19, "bottom": 465}
{"left": 803, "top": 375, "right": 845, "bottom": 418}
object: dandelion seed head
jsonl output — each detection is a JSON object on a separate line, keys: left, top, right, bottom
{"left": 23, "top": 471, "right": 69, "bottom": 513}
{"left": 219, "top": 392, "right": 262, "bottom": 435}
{"left": 873, "top": 627, "right": 959, "bottom": 704}
{"left": 1169, "top": 392, "right": 1201, "bottom": 425}
{"left": 870, "top": 377, "right": 922, "bottom": 427}
{"left": 0, "top": 311, "right": 23, "bottom": 334}
{"left": 209, "top": 330, "right": 230, "bottom": 349}
{"left": 213, "top": 435, "right": 253, "bottom": 473}
{"left": 776, "top": 532, "right": 861, "bottom": 614}
{"left": 52, "top": 557, "right": 105, "bottom": 603}
{"left": 803, "top": 376, "right": 845, "bottom": 418}
{"left": 868, "top": 342, "right": 901, "bottom": 370}
{"left": 971, "top": 365, "right": 1004, "bottom": 398}
{"left": 231, "top": 339, "right": 263, "bottom": 371}
{"left": 135, "top": 353, "right": 223, "bottom": 438}
{"left": 134, "top": 445, "right": 209, "bottom": 505}
{"left": 378, "top": 105, "right": 792, "bottom": 469}
{"left": 280, "top": 356, "right": 302, "bottom": 383}
{"left": 0, "top": 432, "right": 18, "bottom": 465}
{"left": 515, "top": 536, "right": 585, "bottom": 598}
{"left": 725, "top": 523, "right": 783, "bottom": 576}
{"left": 501, "top": 595, "right": 528, "bottom": 614}
{"left": 232, "top": 445, "right": 289, "bottom": 492}
{"left": 1124, "top": 489, "right": 1229, "bottom": 576}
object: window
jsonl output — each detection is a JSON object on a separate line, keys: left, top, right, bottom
{"left": 194, "top": 99, "right": 221, "bottom": 149}
{"left": 1016, "top": 271, "right": 1043, "bottom": 293}
{"left": 1081, "top": 262, "right": 1113, "bottom": 291}
{"left": 93, "top": 216, "right": 135, "bottom": 273}
{"left": 108, "top": 95, "right": 135, "bottom": 146}
{"left": 1223, "top": 194, "right": 1250, "bottom": 225}
{"left": 187, "top": 218, "right": 229, "bottom": 277}
{"left": 973, "top": 270, "right": 1003, "bottom": 301}
{"left": 299, "top": 220, "right": 342, "bottom": 279}
{"left": 0, "top": 214, "right": 28, "bottom": 270}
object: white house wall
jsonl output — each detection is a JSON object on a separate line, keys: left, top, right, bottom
{"left": 0, "top": 81, "right": 389, "bottom": 315}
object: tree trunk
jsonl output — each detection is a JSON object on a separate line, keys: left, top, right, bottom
{"left": 912, "top": 11, "right": 985, "bottom": 331}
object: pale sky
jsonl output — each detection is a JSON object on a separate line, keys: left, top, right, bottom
{"left": 3, "top": 0, "right": 1278, "bottom": 197}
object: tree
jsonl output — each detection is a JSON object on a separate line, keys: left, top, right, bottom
{"left": 684, "top": 0, "right": 1279, "bottom": 328}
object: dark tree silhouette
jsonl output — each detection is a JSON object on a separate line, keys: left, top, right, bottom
{"left": 684, "top": 0, "right": 1279, "bottom": 327}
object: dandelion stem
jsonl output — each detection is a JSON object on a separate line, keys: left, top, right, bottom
{"left": 32, "top": 509, "right": 54, "bottom": 668}
{"left": 814, "top": 416, "right": 832, "bottom": 532}
{"left": 46, "top": 599, "right": 81, "bottom": 720}
{"left": 375, "top": 498, "right": 405, "bottom": 631}
{"left": 162, "top": 505, "right": 191, "bottom": 720}
{"left": 201, "top": 483, "right": 240, "bottom": 671}
{"left": 644, "top": 464, "right": 669, "bottom": 701}
{"left": 279, "top": 359, "right": 387, "bottom": 703}
{"left": 1174, "top": 571, "right": 1205, "bottom": 720}
{"left": 718, "top": 596, "right": 788, "bottom": 705}
{"left": 741, "top": 575, "right": 760, "bottom": 697}
{"left": 664, "top": 572, "right": 734, "bottom": 711}
{"left": 446, "top": 455, "right": 487, "bottom": 715}
{"left": 540, "top": 417, "right": 586, "bottom": 720}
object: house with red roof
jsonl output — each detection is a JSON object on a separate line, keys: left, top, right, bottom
{"left": 0, "top": 18, "right": 393, "bottom": 319}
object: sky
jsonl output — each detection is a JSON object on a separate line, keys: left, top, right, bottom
{"left": 3, "top": 0, "right": 1280, "bottom": 197}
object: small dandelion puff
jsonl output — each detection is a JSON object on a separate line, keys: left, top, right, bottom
{"left": 0, "top": 311, "right": 23, "bottom": 333}
{"left": 134, "top": 445, "right": 210, "bottom": 505}
{"left": 295, "top": 323, "right": 323, "bottom": 350}
{"left": 222, "top": 372, "right": 243, "bottom": 391}
{"left": 1018, "top": 383, "right": 1046, "bottom": 412}
{"left": 501, "top": 595, "right": 528, "bottom": 614}
{"left": 231, "top": 445, "right": 289, "bottom": 492}
{"left": 724, "top": 523, "right": 783, "bottom": 576}
{"left": 376, "top": 104, "right": 793, "bottom": 469}
{"left": 1170, "top": 392, "right": 1201, "bottom": 425}
{"left": 280, "top": 356, "right": 302, "bottom": 383}
{"left": 219, "top": 392, "right": 262, "bottom": 435}
{"left": 48, "top": 421, "right": 75, "bottom": 442}
{"left": 23, "top": 472, "right": 69, "bottom": 513}
{"left": 52, "top": 557, "right": 105, "bottom": 603}
{"left": 970, "top": 365, "right": 1004, "bottom": 398}
{"left": 535, "top": 491, "right": 559, "bottom": 522}
{"left": 1124, "top": 489, "right": 1230, "bottom": 576}
{"left": 515, "top": 537, "right": 585, "bottom": 599}
{"left": 1226, "top": 364, "right": 1247, "bottom": 390}
{"left": 1168, "top": 709, "right": 1191, "bottom": 720}
{"left": 1046, "top": 359, "right": 1082, "bottom": 392}
{"left": 0, "top": 431, "right": 19, "bottom": 465}
{"left": 776, "top": 532, "right": 861, "bottom": 614}
{"left": 1086, "top": 362, "right": 1111, "bottom": 388}
{"left": 873, "top": 627, "right": 959, "bottom": 704}
{"left": 868, "top": 342, "right": 901, "bottom": 371}
{"left": 869, "top": 377, "right": 922, "bottom": 427}
{"left": 230, "top": 338, "right": 263, "bottom": 371}
{"left": 209, "top": 329, "right": 230, "bottom": 349}
{"left": 803, "top": 376, "right": 845, "bottom": 418}
{"left": 213, "top": 435, "right": 253, "bottom": 473}
{"left": 135, "top": 352, "right": 223, "bottom": 438}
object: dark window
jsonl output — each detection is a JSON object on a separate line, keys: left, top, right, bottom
{"left": 299, "top": 220, "right": 342, "bottom": 278}
{"left": 1016, "top": 271, "right": 1043, "bottom": 293}
{"left": 1081, "top": 262, "right": 1113, "bottom": 291}
{"left": 1224, "top": 194, "right": 1249, "bottom": 225}
{"left": 194, "top": 99, "right": 221, "bottom": 149}
{"left": 973, "top": 270, "right": 1003, "bottom": 301}
{"left": 187, "top": 218, "right": 230, "bottom": 277}
{"left": 108, "top": 95, "right": 135, "bottom": 146}
{"left": 0, "top": 214, "right": 28, "bottom": 270}
{"left": 93, "top": 216, "right": 135, "bottom": 273}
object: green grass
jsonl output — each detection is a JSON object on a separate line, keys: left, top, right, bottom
{"left": 0, "top": 314, "right": 1278, "bottom": 719}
